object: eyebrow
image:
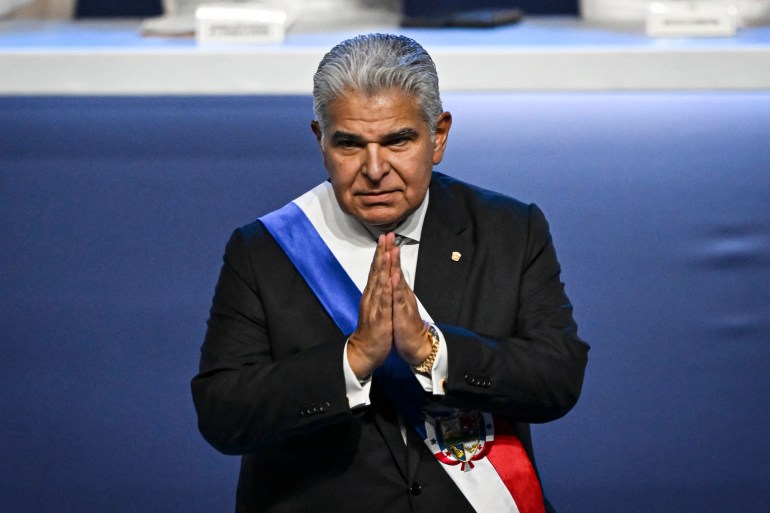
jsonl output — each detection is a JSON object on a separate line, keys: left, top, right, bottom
{"left": 382, "top": 129, "right": 419, "bottom": 144}
{"left": 330, "top": 132, "right": 365, "bottom": 145}
{"left": 331, "top": 128, "right": 419, "bottom": 145}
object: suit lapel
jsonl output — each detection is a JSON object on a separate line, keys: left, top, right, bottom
{"left": 414, "top": 174, "right": 475, "bottom": 325}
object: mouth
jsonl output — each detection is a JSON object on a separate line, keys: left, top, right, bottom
{"left": 356, "top": 190, "right": 398, "bottom": 202}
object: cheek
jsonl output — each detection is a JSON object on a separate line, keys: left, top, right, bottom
{"left": 397, "top": 152, "right": 433, "bottom": 187}
{"left": 328, "top": 164, "right": 367, "bottom": 209}
{"left": 390, "top": 152, "right": 422, "bottom": 173}
{"left": 326, "top": 156, "right": 358, "bottom": 186}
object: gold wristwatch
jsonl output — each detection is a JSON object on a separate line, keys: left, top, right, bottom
{"left": 413, "top": 324, "right": 440, "bottom": 374}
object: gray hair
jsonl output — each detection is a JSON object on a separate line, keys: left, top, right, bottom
{"left": 312, "top": 33, "right": 443, "bottom": 136}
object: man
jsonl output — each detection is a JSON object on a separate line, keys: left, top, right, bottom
{"left": 192, "top": 33, "right": 588, "bottom": 513}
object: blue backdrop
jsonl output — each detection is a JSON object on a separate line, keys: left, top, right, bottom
{"left": 1, "top": 92, "right": 768, "bottom": 512}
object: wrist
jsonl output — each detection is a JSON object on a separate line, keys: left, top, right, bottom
{"left": 346, "top": 335, "right": 377, "bottom": 380}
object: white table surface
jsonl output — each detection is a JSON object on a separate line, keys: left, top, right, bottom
{"left": 1, "top": 16, "right": 769, "bottom": 94}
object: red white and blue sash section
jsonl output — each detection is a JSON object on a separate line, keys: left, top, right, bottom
{"left": 423, "top": 406, "right": 494, "bottom": 471}
{"left": 260, "top": 182, "right": 542, "bottom": 513}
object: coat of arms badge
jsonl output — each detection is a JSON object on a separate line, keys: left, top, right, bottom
{"left": 423, "top": 408, "right": 494, "bottom": 471}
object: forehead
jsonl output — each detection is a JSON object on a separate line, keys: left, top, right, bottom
{"left": 324, "top": 89, "right": 426, "bottom": 133}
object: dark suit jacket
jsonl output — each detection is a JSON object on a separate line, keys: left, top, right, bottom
{"left": 192, "top": 172, "right": 589, "bottom": 513}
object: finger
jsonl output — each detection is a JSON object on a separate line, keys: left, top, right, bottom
{"left": 392, "top": 271, "right": 417, "bottom": 316}
{"left": 390, "top": 251, "right": 417, "bottom": 322}
{"left": 367, "top": 235, "right": 386, "bottom": 281}
{"left": 377, "top": 250, "right": 393, "bottom": 312}
{"left": 392, "top": 286, "right": 429, "bottom": 364}
{"left": 363, "top": 235, "right": 395, "bottom": 322}
{"left": 362, "top": 235, "right": 387, "bottom": 302}
{"left": 381, "top": 232, "right": 398, "bottom": 267}
{"left": 374, "top": 234, "right": 393, "bottom": 294}
{"left": 383, "top": 231, "right": 396, "bottom": 251}
{"left": 389, "top": 243, "right": 402, "bottom": 288}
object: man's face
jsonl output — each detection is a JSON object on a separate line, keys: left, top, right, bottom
{"left": 312, "top": 89, "right": 451, "bottom": 231}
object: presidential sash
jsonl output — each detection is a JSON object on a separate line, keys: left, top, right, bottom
{"left": 260, "top": 191, "right": 545, "bottom": 513}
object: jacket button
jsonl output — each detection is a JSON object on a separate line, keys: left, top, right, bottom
{"left": 410, "top": 482, "right": 422, "bottom": 496}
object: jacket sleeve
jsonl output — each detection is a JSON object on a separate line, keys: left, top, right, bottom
{"left": 191, "top": 225, "right": 354, "bottom": 455}
{"left": 437, "top": 204, "right": 589, "bottom": 424}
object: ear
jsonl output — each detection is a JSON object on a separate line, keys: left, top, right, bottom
{"left": 310, "top": 120, "right": 324, "bottom": 148}
{"left": 431, "top": 112, "right": 452, "bottom": 165}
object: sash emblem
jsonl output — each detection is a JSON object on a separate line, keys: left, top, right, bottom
{"left": 424, "top": 408, "right": 494, "bottom": 471}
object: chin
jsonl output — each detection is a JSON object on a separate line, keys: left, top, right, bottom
{"left": 359, "top": 211, "right": 404, "bottom": 230}
{"left": 348, "top": 199, "right": 416, "bottom": 229}
{"left": 364, "top": 217, "right": 400, "bottom": 229}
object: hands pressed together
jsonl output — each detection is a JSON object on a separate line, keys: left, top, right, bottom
{"left": 347, "top": 232, "right": 434, "bottom": 380}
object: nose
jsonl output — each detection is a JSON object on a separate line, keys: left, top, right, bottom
{"left": 362, "top": 143, "right": 389, "bottom": 181}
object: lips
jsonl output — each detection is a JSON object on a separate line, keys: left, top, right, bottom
{"left": 356, "top": 190, "right": 397, "bottom": 202}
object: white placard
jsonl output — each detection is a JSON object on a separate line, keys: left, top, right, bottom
{"left": 195, "top": 3, "right": 292, "bottom": 45}
{"left": 0, "top": 0, "right": 33, "bottom": 18}
{"left": 647, "top": 1, "right": 738, "bottom": 37}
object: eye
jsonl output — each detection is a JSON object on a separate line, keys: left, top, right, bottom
{"left": 384, "top": 130, "right": 418, "bottom": 148}
{"left": 335, "top": 139, "right": 360, "bottom": 150}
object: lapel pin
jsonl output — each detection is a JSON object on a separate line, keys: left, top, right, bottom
{"left": 451, "top": 251, "right": 462, "bottom": 262}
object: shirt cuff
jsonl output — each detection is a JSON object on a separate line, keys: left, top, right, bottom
{"left": 413, "top": 323, "right": 447, "bottom": 395}
{"left": 343, "top": 339, "right": 372, "bottom": 409}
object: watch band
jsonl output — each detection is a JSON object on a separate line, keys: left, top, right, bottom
{"left": 413, "top": 324, "right": 440, "bottom": 374}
